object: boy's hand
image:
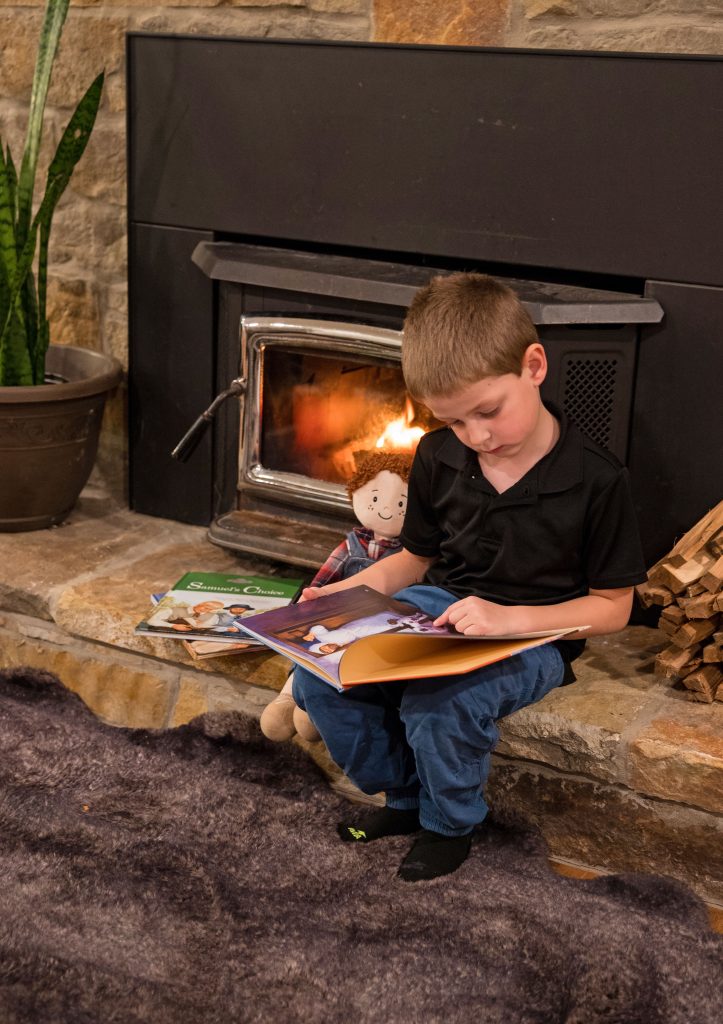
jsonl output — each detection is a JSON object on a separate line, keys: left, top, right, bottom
{"left": 434, "top": 597, "right": 523, "bottom": 636}
{"left": 298, "top": 586, "right": 326, "bottom": 604}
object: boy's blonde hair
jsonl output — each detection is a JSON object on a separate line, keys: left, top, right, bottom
{"left": 401, "top": 272, "right": 538, "bottom": 399}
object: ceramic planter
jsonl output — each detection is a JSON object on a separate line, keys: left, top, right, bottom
{"left": 0, "top": 344, "right": 122, "bottom": 531}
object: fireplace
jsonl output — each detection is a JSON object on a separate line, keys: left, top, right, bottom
{"left": 176, "top": 241, "right": 660, "bottom": 567}
{"left": 127, "top": 35, "right": 723, "bottom": 567}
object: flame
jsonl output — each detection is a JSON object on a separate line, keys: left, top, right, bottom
{"left": 375, "top": 398, "right": 424, "bottom": 450}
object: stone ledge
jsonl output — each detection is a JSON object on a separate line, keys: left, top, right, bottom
{"left": 1, "top": 493, "right": 722, "bottom": 903}
{"left": 489, "top": 759, "right": 723, "bottom": 905}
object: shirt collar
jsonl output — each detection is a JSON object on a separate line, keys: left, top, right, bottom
{"left": 434, "top": 401, "right": 584, "bottom": 494}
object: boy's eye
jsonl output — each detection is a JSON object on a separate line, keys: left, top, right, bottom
{"left": 372, "top": 496, "right": 378, "bottom": 502}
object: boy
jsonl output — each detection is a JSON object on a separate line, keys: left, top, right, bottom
{"left": 292, "top": 273, "right": 647, "bottom": 882}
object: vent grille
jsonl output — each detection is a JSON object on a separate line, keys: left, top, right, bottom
{"left": 561, "top": 357, "right": 618, "bottom": 450}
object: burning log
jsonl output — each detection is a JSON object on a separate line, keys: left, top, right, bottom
{"left": 637, "top": 500, "right": 723, "bottom": 703}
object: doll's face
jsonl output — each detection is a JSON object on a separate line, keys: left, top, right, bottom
{"left": 351, "top": 469, "right": 408, "bottom": 540}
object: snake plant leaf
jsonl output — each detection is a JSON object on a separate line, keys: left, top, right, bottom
{"left": 34, "top": 70, "right": 104, "bottom": 377}
{"left": 16, "top": 0, "right": 70, "bottom": 253}
{"left": 0, "top": 306, "right": 33, "bottom": 386}
{"left": 5, "top": 144, "right": 18, "bottom": 220}
{"left": 0, "top": 150, "right": 23, "bottom": 380}
{"left": 0, "top": 71, "right": 104, "bottom": 384}
{"left": 0, "top": 148, "right": 13, "bottom": 317}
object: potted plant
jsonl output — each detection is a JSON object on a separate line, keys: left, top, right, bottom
{"left": 0, "top": 0, "right": 121, "bottom": 531}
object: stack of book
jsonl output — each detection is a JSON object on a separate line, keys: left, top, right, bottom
{"left": 134, "top": 571, "right": 305, "bottom": 661}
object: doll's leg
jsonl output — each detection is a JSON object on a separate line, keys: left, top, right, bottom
{"left": 292, "top": 701, "right": 321, "bottom": 742}
{"left": 259, "top": 672, "right": 298, "bottom": 742}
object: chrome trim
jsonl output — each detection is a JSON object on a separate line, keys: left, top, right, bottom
{"left": 238, "top": 317, "right": 404, "bottom": 514}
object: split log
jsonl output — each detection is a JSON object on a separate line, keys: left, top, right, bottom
{"left": 659, "top": 604, "right": 687, "bottom": 628}
{"left": 669, "top": 618, "right": 717, "bottom": 650}
{"left": 702, "top": 639, "right": 723, "bottom": 663}
{"left": 683, "top": 664, "right": 723, "bottom": 703}
{"left": 635, "top": 582, "right": 674, "bottom": 608}
{"left": 654, "top": 645, "right": 702, "bottom": 680}
{"left": 709, "top": 529, "right": 723, "bottom": 558}
{"left": 700, "top": 555, "right": 723, "bottom": 593}
{"left": 680, "top": 592, "right": 719, "bottom": 619}
{"left": 656, "top": 552, "right": 716, "bottom": 595}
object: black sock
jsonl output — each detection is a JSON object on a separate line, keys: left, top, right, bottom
{"left": 397, "top": 829, "right": 472, "bottom": 881}
{"left": 337, "top": 806, "right": 420, "bottom": 843}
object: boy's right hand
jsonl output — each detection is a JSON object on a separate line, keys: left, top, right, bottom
{"left": 299, "top": 586, "right": 325, "bottom": 603}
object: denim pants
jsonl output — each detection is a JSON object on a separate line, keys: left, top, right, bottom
{"left": 292, "top": 585, "right": 566, "bottom": 836}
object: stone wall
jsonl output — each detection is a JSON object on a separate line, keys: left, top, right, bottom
{"left": 1, "top": 0, "right": 721, "bottom": 501}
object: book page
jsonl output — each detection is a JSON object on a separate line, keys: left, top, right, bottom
{"left": 339, "top": 632, "right": 568, "bottom": 687}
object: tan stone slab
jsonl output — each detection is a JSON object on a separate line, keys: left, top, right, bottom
{"left": 52, "top": 530, "right": 301, "bottom": 691}
{"left": 489, "top": 759, "right": 723, "bottom": 906}
{"left": 628, "top": 701, "right": 723, "bottom": 815}
{"left": 497, "top": 628, "right": 666, "bottom": 782}
{"left": 374, "top": 0, "right": 510, "bottom": 45}
{"left": 0, "top": 619, "right": 174, "bottom": 729}
{"left": 170, "top": 668, "right": 288, "bottom": 728}
{"left": 0, "top": 497, "right": 188, "bottom": 619}
{"left": 497, "top": 676, "right": 661, "bottom": 783}
{"left": 571, "top": 627, "right": 666, "bottom": 690}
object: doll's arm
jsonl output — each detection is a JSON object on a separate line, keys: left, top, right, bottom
{"left": 309, "top": 537, "right": 351, "bottom": 588}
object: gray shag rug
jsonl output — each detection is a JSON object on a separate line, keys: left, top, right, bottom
{"left": 0, "top": 667, "right": 721, "bottom": 1024}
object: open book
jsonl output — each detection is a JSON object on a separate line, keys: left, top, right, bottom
{"left": 239, "top": 585, "right": 587, "bottom": 691}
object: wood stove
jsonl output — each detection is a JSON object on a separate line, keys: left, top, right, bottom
{"left": 180, "top": 241, "right": 660, "bottom": 567}
{"left": 127, "top": 35, "right": 723, "bottom": 567}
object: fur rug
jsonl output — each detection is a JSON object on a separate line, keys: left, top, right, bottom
{"left": 0, "top": 667, "right": 721, "bottom": 1024}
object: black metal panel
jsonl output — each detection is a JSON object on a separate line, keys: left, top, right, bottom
{"left": 629, "top": 281, "right": 723, "bottom": 565}
{"left": 128, "top": 35, "right": 723, "bottom": 286}
{"left": 129, "top": 223, "right": 215, "bottom": 523}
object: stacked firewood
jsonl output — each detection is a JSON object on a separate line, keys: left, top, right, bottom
{"left": 636, "top": 500, "right": 723, "bottom": 703}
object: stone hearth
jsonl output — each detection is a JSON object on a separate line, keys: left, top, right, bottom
{"left": 2, "top": 485, "right": 722, "bottom": 912}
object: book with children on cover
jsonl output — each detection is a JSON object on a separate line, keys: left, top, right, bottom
{"left": 134, "top": 571, "right": 304, "bottom": 645}
{"left": 238, "top": 584, "right": 586, "bottom": 692}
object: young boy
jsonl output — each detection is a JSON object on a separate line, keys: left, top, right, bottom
{"left": 292, "top": 273, "right": 647, "bottom": 882}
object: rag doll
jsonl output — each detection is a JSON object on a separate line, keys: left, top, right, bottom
{"left": 259, "top": 449, "right": 413, "bottom": 742}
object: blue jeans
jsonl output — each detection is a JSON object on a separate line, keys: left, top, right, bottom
{"left": 292, "top": 585, "right": 565, "bottom": 836}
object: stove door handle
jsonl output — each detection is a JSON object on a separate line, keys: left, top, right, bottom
{"left": 171, "top": 378, "right": 247, "bottom": 462}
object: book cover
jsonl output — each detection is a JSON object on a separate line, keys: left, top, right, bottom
{"left": 134, "top": 571, "right": 304, "bottom": 644}
{"left": 239, "top": 584, "right": 586, "bottom": 691}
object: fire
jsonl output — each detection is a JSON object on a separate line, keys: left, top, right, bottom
{"left": 375, "top": 398, "right": 425, "bottom": 450}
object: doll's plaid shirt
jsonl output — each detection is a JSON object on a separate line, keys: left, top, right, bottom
{"left": 310, "top": 527, "right": 402, "bottom": 588}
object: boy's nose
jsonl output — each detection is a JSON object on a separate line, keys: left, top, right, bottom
{"left": 466, "top": 422, "right": 490, "bottom": 446}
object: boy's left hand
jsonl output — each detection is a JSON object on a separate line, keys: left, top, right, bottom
{"left": 434, "top": 597, "right": 524, "bottom": 636}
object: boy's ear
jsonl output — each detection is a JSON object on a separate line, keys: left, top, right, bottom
{"left": 523, "top": 342, "right": 548, "bottom": 385}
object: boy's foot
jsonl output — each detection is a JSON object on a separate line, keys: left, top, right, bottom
{"left": 337, "top": 806, "right": 421, "bottom": 843}
{"left": 397, "top": 829, "right": 472, "bottom": 882}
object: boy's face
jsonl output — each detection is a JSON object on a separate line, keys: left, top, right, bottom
{"left": 424, "top": 344, "right": 547, "bottom": 462}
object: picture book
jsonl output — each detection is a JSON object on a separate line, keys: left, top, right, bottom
{"left": 134, "top": 571, "right": 304, "bottom": 644}
{"left": 238, "top": 584, "right": 587, "bottom": 691}
{"left": 182, "top": 638, "right": 261, "bottom": 660}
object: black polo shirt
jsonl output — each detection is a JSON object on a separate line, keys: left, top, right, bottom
{"left": 399, "top": 404, "right": 647, "bottom": 671}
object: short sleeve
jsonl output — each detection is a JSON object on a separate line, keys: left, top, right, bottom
{"left": 399, "top": 440, "right": 444, "bottom": 557}
{"left": 584, "top": 467, "right": 648, "bottom": 589}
